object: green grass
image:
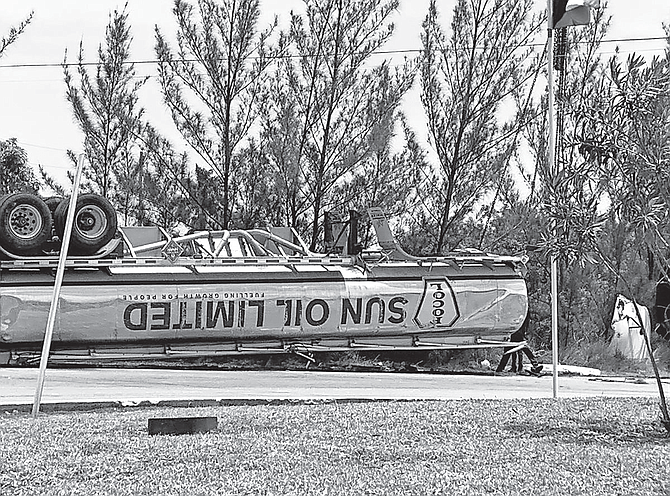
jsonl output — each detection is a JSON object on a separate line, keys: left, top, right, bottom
{"left": 1, "top": 398, "right": 669, "bottom": 495}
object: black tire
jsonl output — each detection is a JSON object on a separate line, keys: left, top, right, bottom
{"left": 0, "top": 193, "right": 52, "bottom": 255}
{"left": 655, "top": 281, "right": 670, "bottom": 341}
{"left": 54, "top": 194, "right": 117, "bottom": 255}
{"left": 41, "top": 196, "right": 65, "bottom": 252}
{"left": 44, "top": 196, "right": 64, "bottom": 217}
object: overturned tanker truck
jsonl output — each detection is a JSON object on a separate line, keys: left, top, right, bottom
{"left": 0, "top": 192, "right": 528, "bottom": 365}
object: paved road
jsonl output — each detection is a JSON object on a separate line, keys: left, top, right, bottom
{"left": 0, "top": 367, "right": 665, "bottom": 410}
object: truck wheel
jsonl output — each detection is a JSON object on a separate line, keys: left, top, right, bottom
{"left": 0, "top": 193, "right": 52, "bottom": 255}
{"left": 55, "top": 194, "right": 117, "bottom": 255}
{"left": 44, "top": 196, "right": 64, "bottom": 217}
{"left": 655, "top": 281, "right": 670, "bottom": 341}
{"left": 42, "top": 196, "right": 65, "bottom": 252}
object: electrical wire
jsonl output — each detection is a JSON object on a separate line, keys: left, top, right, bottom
{"left": 0, "top": 36, "right": 666, "bottom": 69}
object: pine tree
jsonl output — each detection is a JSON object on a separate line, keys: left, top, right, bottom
{"left": 63, "top": 5, "right": 148, "bottom": 224}
{"left": 154, "top": 0, "right": 276, "bottom": 229}
{"left": 418, "top": 0, "right": 543, "bottom": 254}
{"left": 0, "top": 11, "right": 33, "bottom": 59}
{"left": 261, "top": 0, "right": 414, "bottom": 249}
{"left": 0, "top": 139, "right": 40, "bottom": 195}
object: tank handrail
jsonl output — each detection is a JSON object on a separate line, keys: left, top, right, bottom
{"left": 123, "top": 229, "right": 314, "bottom": 259}
{"left": 245, "top": 229, "right": 317, "bottom": 257}
{"left": 119, "top": 227, "right": 526, "bottom": 271}
{"left": 227, "top": 230, "right": 272, "bottom": 257}
{"left": 124, "top": 230, "right": 230, "bottom": 256}
{"left": 213, "top": 231, "right": 231, "bottom": 257}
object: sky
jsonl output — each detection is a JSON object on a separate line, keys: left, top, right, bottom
{"left": 0, "top": 0, "right": 668, "bottom": 189}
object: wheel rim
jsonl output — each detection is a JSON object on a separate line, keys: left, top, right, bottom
{"left": 8, "top": 203, "right": 43, "bottom": 239}
{"left": 75, "top": 205, "right": 107, "bottom": 239}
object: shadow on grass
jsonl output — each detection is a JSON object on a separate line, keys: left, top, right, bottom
{"left": 503, "top": 419, "right": 670, "bottom": 445}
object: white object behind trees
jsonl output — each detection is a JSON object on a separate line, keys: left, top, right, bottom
{"left": 609, "top": 294, "right": 651, "bottom": 361}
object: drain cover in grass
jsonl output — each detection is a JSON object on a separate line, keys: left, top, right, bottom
{"left": 148, "top": 416, "right": 218, "bottom": 435}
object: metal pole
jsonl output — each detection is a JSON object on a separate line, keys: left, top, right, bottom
{"left": 551, "top": 255, "right": 559, "bottom": 397}
{"left": 32, "top": 154, "right": 86, "bottom": 418}
{"left": 547, "top": 1, "right": 559, "bottom": 399}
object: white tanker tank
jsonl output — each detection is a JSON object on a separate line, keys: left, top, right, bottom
{"left": 0, "top": 195, "right": 528, "bottom": 364}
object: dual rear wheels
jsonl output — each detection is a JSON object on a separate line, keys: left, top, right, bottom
{"left": 0, "top": 193, "right": 117, "bottom": 256}
{"left": 53, "top": 194, "right": 118, "bottom": 255}
{"left": 0, "top": 193, "right": 51, "bottom": 256}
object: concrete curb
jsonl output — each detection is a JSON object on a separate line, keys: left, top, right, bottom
{"left": 1, "top": 397, "right": 425, "bottom": 413}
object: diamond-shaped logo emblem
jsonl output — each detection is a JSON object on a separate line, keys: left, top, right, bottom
{"left": 413, "top": 277, "right": 459, "bottom": 328}
{"left": 162, "top": 239, "right": 183, "bottom": 263}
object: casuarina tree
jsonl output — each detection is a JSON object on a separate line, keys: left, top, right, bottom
{"left": 0, "top": 139, "right": 40, "bottom": 195}
{"left": 63, "top": 5, "right": 150, "bottom": 225}
{"left": 260, "top": 0, "right": 414, "bottom": 249}
{"left": 0, "top": 11, "right": 32, "bottom": 59}
{"left": 154, "top": 0, "right": 276, "bottom": 229}
{"left": 418, "top": 0, "right": 543, "bottom": 254}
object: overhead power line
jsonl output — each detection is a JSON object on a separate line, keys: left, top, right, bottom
{"left": 0, "top": 36, "right": 666, "bottom": 69}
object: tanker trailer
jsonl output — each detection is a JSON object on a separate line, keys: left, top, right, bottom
{"left": 0, "top": 198, "right": 528, "bottom": 364}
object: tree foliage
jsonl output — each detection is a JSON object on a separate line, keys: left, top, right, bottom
{"left": 155, "top": 0, "right": 276, "bottom": 229}
{"left": 0, "top": 11, "right": 33, "bottom": 59}
{"left": 260, "top": 0, "right": 415, "bottom": 249}
{"left": 63, "top": 4, "right": 150, "bottom": 225}
{"left": 1, "top": 14, "right": 37, "bottom": 194}
{"left": 417, "top": 0, "right": 543, "bottom": 254}
{"left": 509, "top": 8, "right": 614, "bottom": 347}
{"left": 535, "top": 9, "right": 611, "bottom": 265}
{"left": 0, "top": 138, "right": 40, "bottom": 195}
{"left": 139, "top": 125, "right": 203, "bottom": 229}
{"left": 527, "top": 5, "right": 670, "bottom": 354}
{"left": 576, "top": 51, "right": 670, "bottom": 280}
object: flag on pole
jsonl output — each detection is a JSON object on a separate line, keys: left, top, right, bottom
{"left": 552, "top": 0, "right": 600, "bottom": 29}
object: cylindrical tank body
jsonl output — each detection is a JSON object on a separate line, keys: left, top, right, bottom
{"left": 1, "top": 258, "right": 527, "bottom": 351}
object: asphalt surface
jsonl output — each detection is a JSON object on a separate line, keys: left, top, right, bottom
{"left": 1, "top": 367, "right": 666, "bottom": 411}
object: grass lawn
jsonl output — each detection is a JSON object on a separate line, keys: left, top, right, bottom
{"left": 1, "top": 397, "right": 669, "bottom": 495}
